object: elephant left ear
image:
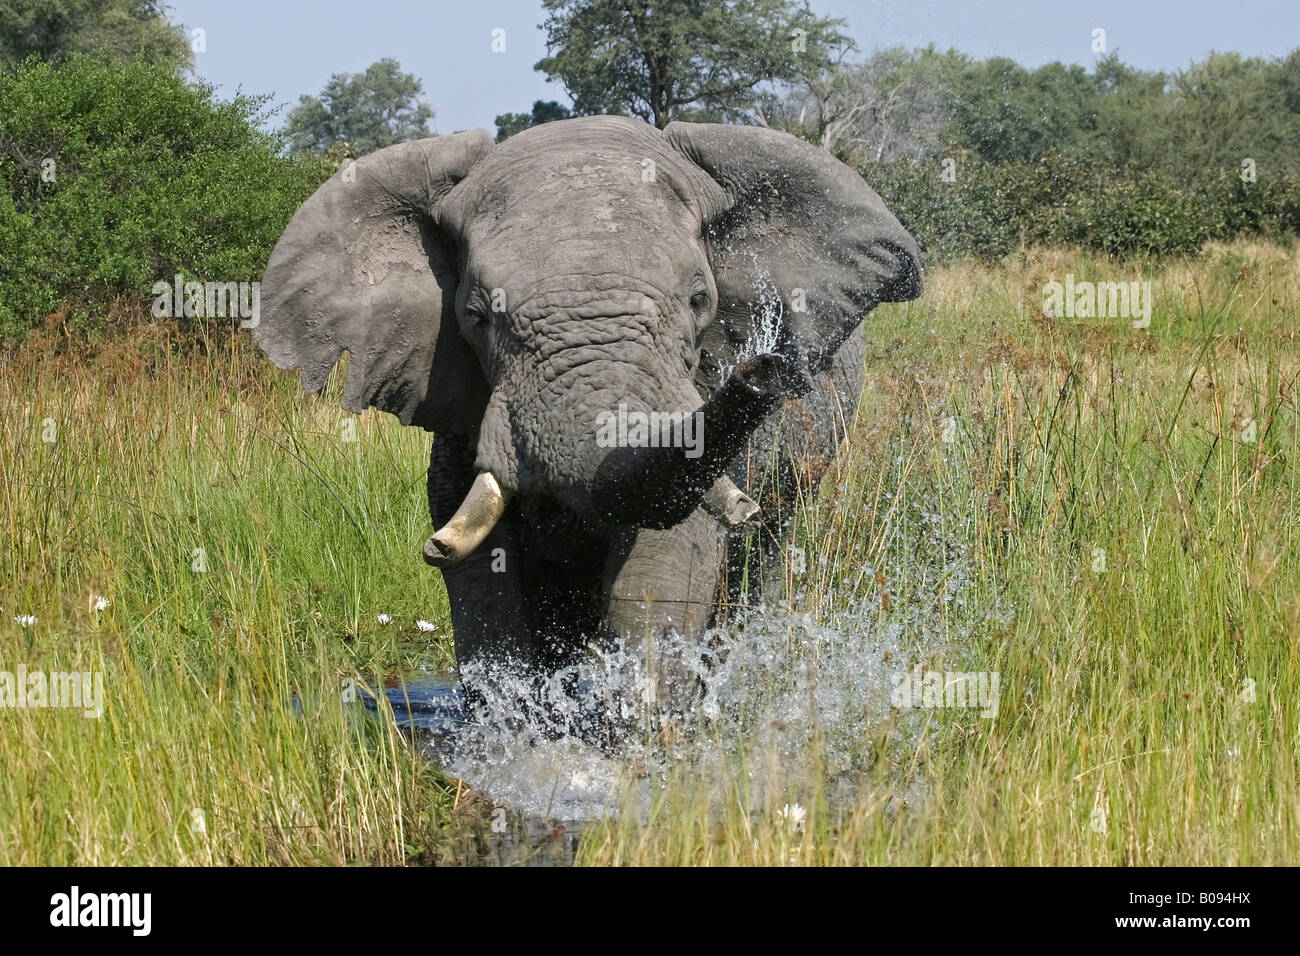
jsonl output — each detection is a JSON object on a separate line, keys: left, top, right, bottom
{"left": 254, "top": 131, "right": 493, "bottom": 433}
{"left": 665, "top": 123, "right": 922, "bottom": 378}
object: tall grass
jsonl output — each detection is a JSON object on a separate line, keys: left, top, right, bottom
{"left": 0, "top": 323, "right": 476, "bottom": 864}
{"left": 1, "top": 240, "right": 1296, "bottom": 864}
{"left": 578, "top": 240, "right": 1300, "bottom": 865}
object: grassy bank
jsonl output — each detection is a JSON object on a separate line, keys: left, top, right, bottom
{"left": 0, "top": 321, "right": 473, "bottom": 864}
{"left": 2, "top": 241, "right": 1297, "bottom": 865}
{"left": 580, "top": 240, "right": 1300, "bottom": 864}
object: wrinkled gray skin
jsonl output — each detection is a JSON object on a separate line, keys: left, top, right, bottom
{"left": 255, "top": 116, "right": 921, "bottom": 731}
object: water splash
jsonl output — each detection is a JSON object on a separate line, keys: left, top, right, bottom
{"left": 743, "top": 261, "right": 784, "bottom": 358}
{"left": 364, "top": 531, "right": 991, "bottom": 838}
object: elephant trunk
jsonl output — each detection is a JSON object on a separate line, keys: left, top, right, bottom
{"left": 425, "top": 354, "right": 793, "bottom": 567}
{"left": 589, "top": 353, "right": 796, "bottom": 529}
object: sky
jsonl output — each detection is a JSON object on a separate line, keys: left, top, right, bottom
{"left": 165, "top": 0, "right": 1300, "bottom": 134}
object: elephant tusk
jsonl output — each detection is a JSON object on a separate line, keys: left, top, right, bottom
{"left": 702, "top": 476, "right": 761, "bottom": 528}
{"left": 423, "top": 472, "right": 510, "bottom": 568}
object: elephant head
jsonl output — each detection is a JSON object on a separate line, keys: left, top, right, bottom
{"left": 255, "top": 116, "right": 920, "bottom": 569}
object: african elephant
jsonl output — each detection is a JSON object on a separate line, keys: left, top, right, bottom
{"left": 254, "top": 115, "right": 921, "bottom": 732}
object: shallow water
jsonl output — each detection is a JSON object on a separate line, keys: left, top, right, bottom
{"left": 358, "top": 537, "right": 994, "bottom": 866}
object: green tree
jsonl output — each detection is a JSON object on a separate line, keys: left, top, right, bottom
{"left": 0, "top": 55, "right": 328, "bottom": 339}
{"left": 494, "top": 99, "right": 574, "bottom": 141}
{"left": 1090, "top": 52, "right": 1169, "bottom": 168}
{"left": 0, "top": 0, "right": 191, "bottom": 70}
{"left": 536, "top": 0, "right": 849, "bottom": 128}
{"left": 1282, "top": 49, "right": 1300, "bottom": 114}
{"left": 947, "top": 57, "right": 1101, "bottom": 164}
{"left": 285, "top": 58, "right": 434, "bottom": 156}
{"left": 1162, "top": 51, "right": 1300, "bottom": 178}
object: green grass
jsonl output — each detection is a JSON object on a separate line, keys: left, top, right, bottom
{"left": 2, "top": 240, "right": 1297, "bottom": 865}
{"left": 578, "top": 240, "right": 1300, "bottom": 864}
{"left": 0, "top": 324, "right": 474, "bottom": 864}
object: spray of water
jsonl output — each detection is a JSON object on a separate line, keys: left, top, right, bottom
{"left": 743, "top": 260, "right": 784, "bottom": 359}
{"left": 373, "top": 522, "right": 993, "bottom": 834}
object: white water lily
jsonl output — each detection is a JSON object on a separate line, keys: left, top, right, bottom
{"left": 780, "top": 803, "right": 806, "bottom": 834}
{"left": 376, "top": 613, "right": 392, "bottom": 625}
{"left": 93, "top": 595, "right": 111, "bottom": 611}
{"left": 415, "top": 619, "right": 436, "bottom": 632}
{"left": 13, "top": 614, "right": 37, "bottom": 628}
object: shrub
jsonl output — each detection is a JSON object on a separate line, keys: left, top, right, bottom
{"left": 0, "top": 55, "right": 331, "bottom": 341}
{"left": 867, "top": 153, "right": 1300, "bottom": 265}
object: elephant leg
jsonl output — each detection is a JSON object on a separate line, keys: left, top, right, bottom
{"left": 428, "top": 433, "right": 540, "bottom": 673}
{"left": 523, "top": 557, "right": 605, "bottom": 673}
{"left": 512, "top": 498, "right": 608, "bottom": 674}
{"left": 599, "top": 507, "right": 724, "bottom": 723}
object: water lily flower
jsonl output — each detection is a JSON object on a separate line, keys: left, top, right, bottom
{"left": 376, "top": 613, "right": 392, "bottom": 625}
{"left": 415, "top": 619, "right": 436, "bottom": 632}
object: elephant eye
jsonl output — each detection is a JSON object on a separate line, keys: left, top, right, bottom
{"left": 689, "top": 290, "right": 710, "bottom": 311}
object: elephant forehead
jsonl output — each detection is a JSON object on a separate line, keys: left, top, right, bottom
{"left": 446, "top": 121, "right": 721, "bottom": 226}
{"left": 454, "top": 159, "right": 707, "bottom": 290}
{"left": 462, "top": 160, "right": 686, "bottom": 231}
{"left": 467, "top": 236, "right": 689, "bottom": 306}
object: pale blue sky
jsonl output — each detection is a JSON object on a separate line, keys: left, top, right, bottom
{"left": 165, "top": 0, "right": 1300, "bottom": 134}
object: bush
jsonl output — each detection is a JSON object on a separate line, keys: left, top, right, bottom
{"left": 867, "top": 153, "right": 1300, "bottom": 264}
{"left": 0, "top": 55, "right": 331, "bottom": 341}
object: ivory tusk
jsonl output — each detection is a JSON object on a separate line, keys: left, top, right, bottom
{"left": 422, "top": 472, "right": 510, "bottom": 568}
{"left": 702, "top": 476, "right": 761, "bottom": 528}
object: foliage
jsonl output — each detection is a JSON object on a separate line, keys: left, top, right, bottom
{"left": 0, "top": 55, "right": 330, "bottom": 340}
{"left": 535, "top": 0, "right": 849, "bottom": 127}
{"left": 494, "top": 99, "right": 573, "bottom": 142}
{"left": 843, "top": 48, "right": 1300, "bottom": 262}
{"left": 0, "top": 0, "right": 191, "bottom": 71}
{"left": 870, "top": 153, "right": 1300, "bottom": 262}
{"left": 0, "top": 331, "right": 469, "bottom": 864}
{"left": 284, "top": 57, "right": 434, "bottom": 156}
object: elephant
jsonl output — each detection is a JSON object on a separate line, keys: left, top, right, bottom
{"left": 254, "top": 115, "right": 921, "bottom": 736}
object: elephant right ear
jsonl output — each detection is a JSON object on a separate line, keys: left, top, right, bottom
{"left": 664, "top": 122, "right": 922, "bottom": 383}
{"left": 254, "top": 131, "right": 493, "bottom": 432}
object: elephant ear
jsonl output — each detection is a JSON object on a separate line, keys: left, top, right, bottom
{"left": 665, "top": 123, "right": 922, "bottom": 380}
{"left": 254, "top": 131, "right": 493, "bottom": 432}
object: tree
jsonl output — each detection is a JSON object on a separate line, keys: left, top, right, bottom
{"left": 946, "top": 57, "right": 1102, "bottom": 164}
{"left": 285, "top": 58, "right": 433, "bottom": 156}
{"left": 1282, "top": 49, "right": 1300, "bottom": 114}
{"left": 494, "top": 99, "right": 573, "bottom": 141}
{"left": 0, "top": 56, "right": 327, "bottom": 339}
{"left": 535, "top": 0, "right": 849, "bottom": 128}
{"left": 768, "top": 46, "right": 954, "bottom": 159}
{"left": 1091, "top": 53, "right": 1169, "bottom": 169}
{"left": 1163, "top": 52, "right": 1300, "bottom": 177}
{"left": 0, "top": 0, "right": 191, "bottom": 70}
